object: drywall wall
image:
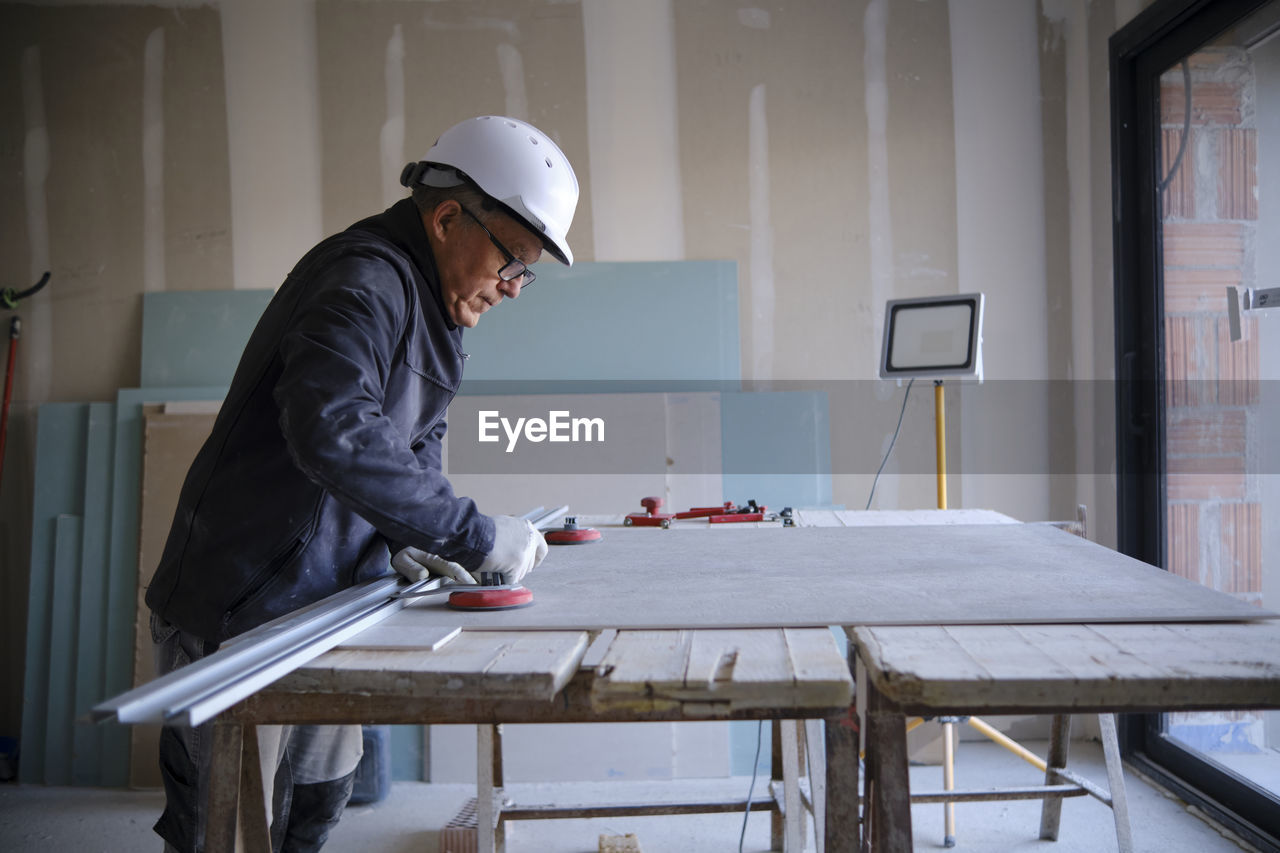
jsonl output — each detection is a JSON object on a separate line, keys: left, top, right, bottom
{"left": 0, "top": 0, "right": 1142, "bottom": 768}
{"left": 221, "top": 0, "right": 324, "bottom": 291}
{"left": 951, "top": 0, "right": 1050, "bottom": 520}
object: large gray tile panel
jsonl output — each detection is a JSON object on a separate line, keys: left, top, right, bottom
{"left": 392, "top": 524, "right": 1272, "bottom": 631}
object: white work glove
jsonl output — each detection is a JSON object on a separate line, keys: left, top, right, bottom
{"left": 476, "top": 515, "right": 548, "bottom": 586}
{"left": 391, "top": 516, "right": 547, "bottom": 587}
{"left": 391, "top": 547, "right": 477, "bottom": 586}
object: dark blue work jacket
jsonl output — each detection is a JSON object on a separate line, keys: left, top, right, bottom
{"left": 146, "top": 199, "right": 494, "bottom": 642}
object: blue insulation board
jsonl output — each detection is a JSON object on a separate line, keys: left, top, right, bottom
{"left": 140, "top": 290, "right": 272, "bottom": 388}
{"left": 720, "top": 390, "right": 833, "bottom": 510}
{"left": 45, "top": 514, "right": 84, "bottom": 785}
{"left": 391, "top": 726, "right": 423, "bottom": 782}
{"left": 75, "top": 403, "right": 115, "bottom": 785}
{"left": 20, "top": 403, "right": 88, "bottom": 784}
{"left": 459, "top": 261, "right": 740, "bottom": 389}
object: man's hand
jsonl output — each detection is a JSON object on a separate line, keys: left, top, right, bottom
{"left": 391, "top": 516, "right": 546, "bottom": 588}
{"left": 391, "top": 547, "right": 477, "bottom": 586}
{"left": 475, "top": 516, "right": 547, "bottom": 586}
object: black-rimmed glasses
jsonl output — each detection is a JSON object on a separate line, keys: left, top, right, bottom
{"left": 460, "top": 206, "right": 536, "bottom": 288}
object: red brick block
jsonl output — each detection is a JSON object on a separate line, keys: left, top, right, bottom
{"left": 1216, "top": 316, "right": 1258, "bottom": 405}
{"left": 441, "top": 797, "right": 478, "bottom": 853}
{"left": 1166, "top": 503, "right": 1201, "bottom": 583}
{"left": 1163, "top": 267, "right": 1240, "bottom": 313}
{"left": 1218, "top": 128, "right": 1257, "bottom": 220}
{"left": 1161, "top": 81, "right": 1242, "bottom": 126}
{"left": 1219, "top": 503, "right": 1261, "bottom": 594}
{"left": 1160, "top": 128, "right": 1196, "bottom": 220}
{"left": 1162, "top": 222, "right": 1245, "bottom": 269}
{"left": 1166, "top": 409, "right": 1246, "bottom": 457}
{"left": 1164, "top": 316, "right": 1217, "bottom": 408}
{"left": 1166, "top": 457, "right": 1246, "bottom": 501}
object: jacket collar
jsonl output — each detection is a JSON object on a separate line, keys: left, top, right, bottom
{"left": 354, "top": 198, "right": 458, "bottom": 331}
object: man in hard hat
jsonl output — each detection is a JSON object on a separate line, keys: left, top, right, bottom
{"left": 145, "top": 116, "right": 578, "bottom": 852}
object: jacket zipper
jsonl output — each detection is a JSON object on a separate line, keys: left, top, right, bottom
{"left": 221, "top": 536, "right": 305, "bottom": 627}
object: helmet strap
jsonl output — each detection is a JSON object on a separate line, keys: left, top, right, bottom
{"left": 400, "top": 162, "right": 468, "bottom": 189}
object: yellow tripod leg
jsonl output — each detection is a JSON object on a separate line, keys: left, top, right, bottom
{"left": 935, "top": 381, "right": 947, "bottom": 510}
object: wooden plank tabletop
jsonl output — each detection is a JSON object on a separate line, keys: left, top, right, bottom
{"left": 273, "top": 630, "right": 591, "bottom": 702}
{"left": 850, "top": 621, "right": 1280, "bottom": 715}
{"left": 246, "top": 627, "right": 853, "bottom": 726}
{"left": 590, "top": 628, "right": 853, "bottom": 714}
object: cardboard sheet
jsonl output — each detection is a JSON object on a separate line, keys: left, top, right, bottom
{"left": 390, "top": 523, "right": 1272, "bottom": 631}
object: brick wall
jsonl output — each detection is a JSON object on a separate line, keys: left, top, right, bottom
{"left": 1160, "top": 48, "right": 1263, "bottom": 609}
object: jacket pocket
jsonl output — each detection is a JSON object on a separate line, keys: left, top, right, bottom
{"left": 221, "top": 535, "right": 306, "bottom": 628}
{"left": 403, "top": 350, "right": 459, "bottom": 391}
{"left": 394, "top": 351, "right": 455, "bottom": 446}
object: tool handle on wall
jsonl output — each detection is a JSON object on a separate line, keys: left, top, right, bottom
{"left": 1, "top": 271, "right": 51, "bottom": 310}
{"left": 0, "top": 316, "right": 23, "bottom": 492}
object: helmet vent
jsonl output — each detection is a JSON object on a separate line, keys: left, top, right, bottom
{"left": 545, "top": 158, "right": 553, "bottom": 168}
{"left": 529, "top": 135, "right": 540, "bottom": 146}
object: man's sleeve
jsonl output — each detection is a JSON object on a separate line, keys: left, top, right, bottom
{"left": 271, "top": 255, "right": 493, "bottom": 569}
{"left": 414, "top": 416, "right": 447, "bottom": 474}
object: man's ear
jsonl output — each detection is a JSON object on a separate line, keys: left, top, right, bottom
{"left": 426, "top": 199, "right": 462, "bottom": 242}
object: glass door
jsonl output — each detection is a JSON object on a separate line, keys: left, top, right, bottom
{"left": 1113, "top": 1, "right": 1280, "bottom": 848}
{"left": 1157, "top": 0, "right": 1280, "bottom": 814}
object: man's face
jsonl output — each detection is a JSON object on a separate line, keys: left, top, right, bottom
{"left": 431, "top": 204, "right": 543, "bottom": 328}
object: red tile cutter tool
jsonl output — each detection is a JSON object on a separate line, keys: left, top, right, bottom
{"left": 624, "top": 496, "right": 675, "bottom": 528}
{"left": 625, "top": 497, "right": 774, "bottom": 527}
{"left": 544, "top": 516, "right": 602, "bottom": 544}
{"left": 397, "top": 579, "right": 533, "bottom": 610}
{"left": 704, "top": 499, "right": 769, "bottom": 524}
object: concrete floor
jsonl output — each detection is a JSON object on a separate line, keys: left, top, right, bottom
{"left": 0, "top": 740, "right": 1262, "bottom": 852}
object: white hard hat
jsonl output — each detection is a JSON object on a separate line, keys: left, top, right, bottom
{"left": 401, "top": 116, "right": 579, "bottom": 266}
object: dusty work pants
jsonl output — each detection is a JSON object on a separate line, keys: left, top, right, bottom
{"left": 151, "top": 612, "right": 363, "bottom": 853}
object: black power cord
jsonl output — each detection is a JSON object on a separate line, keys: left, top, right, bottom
{"left": 865, "top": 378, "right": 915, "bottom": 510}
{"left": 1158, "top": 60, "right": 1192, "bottom": 195}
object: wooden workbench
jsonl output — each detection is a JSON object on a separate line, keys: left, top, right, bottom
{"left": 850, "top": 620, "right": 1280, "bottom": 853}
{"left": 198, "top": 511, "right": 1280, "bottom": 852}
{"left": 212, "top": 626, "right": 856, "bottom": 852}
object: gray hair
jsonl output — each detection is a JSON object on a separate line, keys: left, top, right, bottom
{"left": 411, "top": 177, "right": 497, "bottom": 221}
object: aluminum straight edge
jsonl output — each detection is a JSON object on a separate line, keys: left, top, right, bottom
{"left": 528, "top": 505, "right": 569, "bottom": 529}
{"left": 213, "top": 509, "right": 555, "bottom": 653}
{"left": 219, "top": 573, "right": 412, "bottom": 650}
{"left": 96, "top": 504, "right": 558, "bottom": 726}
{"left": 172, "top": 509, "right": 565, "bottom": 725}
{"left": 91, "top": 574, "right": 438, "bottom": 725}
{"left": 172, "top": 592, "right": 409, "bottom": 727}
